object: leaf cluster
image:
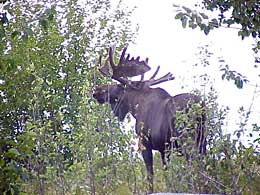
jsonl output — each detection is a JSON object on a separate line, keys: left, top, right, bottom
{"left": 220, "top": 65, "right": 249, "bottom": 89}
{"left": 174, "top": 1, "right": 260, "bottom": 52}
{"left": 0, "top": 0, "right": 138, "bottom": 194}
{"left": 174, "top": 6, "right": 217, "bottom": 35}
{"left": 156, "top": 88, "right": 260, "bottom": 194}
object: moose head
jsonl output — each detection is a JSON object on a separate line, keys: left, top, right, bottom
{"left": 93, "top": 47, "right": 206, "bottom": 193}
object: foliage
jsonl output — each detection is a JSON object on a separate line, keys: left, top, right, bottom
{"left": 173, "top": 0, "right": 260, "bottom": 90}
{"left": 127, "top": 71, "right": 259, "bottom": 195}
{"left": 0, "top": 1, "right": 259, "bottom": 195}
{"left": 220, "top": 65, "right": 249, "bottom": 89}
{"left": 150, "top": 46, "right": 260, "bottom": 195}
{"left": 172, "top": 4, "right": 260, "bottom": 192}
{"left": 0, "top": 0, "right": 138, "bottom": 194}
{"left": 173, "top": 0, "right": 260, "bottom": 53}
{"left": 160, "top": 91, "right": 260, "bottom": 195}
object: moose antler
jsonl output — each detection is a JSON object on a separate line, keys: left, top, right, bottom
{"left": 99, "top": 47, "right": 151, "bottom": 79}
{"left": 142, "top": 66, "right": 175, "bottom": 87}
{"left": 99, "top": 46, "right": 174, "bottom": 88}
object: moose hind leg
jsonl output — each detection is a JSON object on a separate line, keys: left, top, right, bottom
{"left": 142, "top": 148, "right": 154, "bottom": 193}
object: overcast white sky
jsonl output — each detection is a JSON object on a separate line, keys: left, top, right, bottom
{"left": 119, "top": 0, "right": 260, "bottom": 144}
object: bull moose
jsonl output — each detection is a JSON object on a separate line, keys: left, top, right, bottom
{"left": 93, "top": 46, "right": 207, "bottom": 192}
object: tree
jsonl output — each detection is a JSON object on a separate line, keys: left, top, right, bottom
{"left": 1, "top": 0, "right": 259, "bottom": 194}
{"left": 174, "top": 0, "right": 260, "bottom": 53}
{"left": 0, "top": 0, "right": 140, "bottom": 194}
{"left": 173, "top": 0, "right": 260, "bottom": 90}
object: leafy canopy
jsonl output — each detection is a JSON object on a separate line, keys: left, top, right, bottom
{"left": 174, "top": 0, "right": 260, "bottom": 52}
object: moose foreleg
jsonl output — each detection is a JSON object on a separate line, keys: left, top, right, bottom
{"left": 142, "top": 149, "right": 154, "bottom": 193}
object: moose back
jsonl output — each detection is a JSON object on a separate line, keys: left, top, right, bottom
{"left": 93, "top": 47, "right": 207, "bottom": 192}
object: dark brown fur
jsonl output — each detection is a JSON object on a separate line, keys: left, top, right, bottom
{"left": 93, "top": 83, "right": 206, "bottom": 192}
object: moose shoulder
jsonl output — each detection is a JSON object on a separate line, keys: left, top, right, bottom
{"left": 93, "top": 47, "right": 207, "bottom": 193}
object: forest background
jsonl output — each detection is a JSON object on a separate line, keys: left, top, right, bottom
{"left": 0, "top": 0, "right": 259, "bottom": 195}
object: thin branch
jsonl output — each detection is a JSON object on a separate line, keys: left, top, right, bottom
{"left": 198, "top": 170, "right": 229, "bottom": 190}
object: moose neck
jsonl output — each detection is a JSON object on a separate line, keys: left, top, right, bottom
{"left": 128, "top": 90, "right": 143, "bottom": 118}
{"left": 122, "top": 87, "right": 171, "bottom": 119}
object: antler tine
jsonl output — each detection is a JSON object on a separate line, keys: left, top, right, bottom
{"left": 149, "top": 72, "right": 175, "bottom": 86}
{"left": 140, "top": 74, "right": 144, "bottom": 81}
{"left": 99, "top": 46, "right": 118, "bottom": 77}
{"left": 142, "top": 66, "right": 175, "bottom": 88}
{"left": 99, "top": 46, "right": 152, "bottom": 89}
{"left": 149, "top": 66, "right": 160, "bottom": 80}
{"left": 140, "top": 64, "right": 158, "bottom": 82}
{"left": 119, "top": 47, "right": 127, "bottom": 65}
{"left": 99, "top": 55, "right": 102, "bottom": 68}
{"left": 109, "top": 47, "right": 116, "bottom": 68}
{"left": 99, "top": 55, "right": 111, "bottom": 77}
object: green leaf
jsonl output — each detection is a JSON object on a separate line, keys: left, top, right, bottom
{"left": 25, "top": 27, "right": 33, "bottom": 36}
{"left": 234, "top": 78, "right": 243, "bottom": 89}
{"left": 196, "top": 15, "right": 202, "bottom": 24}
{"left": 11, "top": 31, "right": 20, "bottom": 38}
{"left": 221, "top": 73, "right": 226, "bottom": 80}
{"left": 252, "top": 31, "right": 257, "bottom": 38}
{"left": 40, "top": 18, "right": 48, "bottom": 30}
{"left": 0, "top": 28, "right": 5, "bottom": 38}
{"left": 6, "top": 148, "right": 20, "bottom": 158}
{"left": 175, "top": 12, "right": 183, "bottom": 20}
{"left": 189, "top": 21, "right": 197, "bottom": 29}
{"left": 181, "top": 17, "right": 188, "bottom": 28}
{"left": 182, "top": 6, "right": 192, "bottom": 13}
{"left": 210, "top": 18, "right": 219, "bottom": 27}
{"left": 200, "top": 12, "right": 209, "bottom": 19}
{"left": 203, "top": 26, "right": 210, "bottom": 35}
{"left": 0, "top": 13, "right": 8, "bottom": 24}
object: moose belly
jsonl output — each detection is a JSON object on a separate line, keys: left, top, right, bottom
{"left": 151, "top": 127, "right": 171, "bottom": 151}
{"left": 149, "top": 113, "right": 172, "bottom": 151}
{"left": 136, "top": 98, "right": 173, "bottom": 151}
